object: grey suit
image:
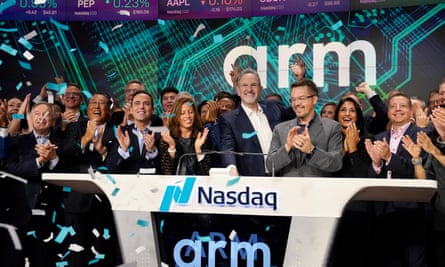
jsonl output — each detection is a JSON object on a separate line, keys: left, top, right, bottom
{"left": 266, "top": 115, "right": 343, "bottom": 177}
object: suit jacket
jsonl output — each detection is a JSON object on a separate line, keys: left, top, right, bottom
{"left": 368, "top": 123, "right": 428, "bottom": 179}
{"left": 62, "top": 119, "right": 117, "bottom": 172}
{"left": 106, "top": 125, "right": 160, "bottom": 174}
{"left": 369, "top": 123, "right": 429, "bottom": 214}
{"left": 60, "top": 120, "right": 118, "bottom": 213}
{"left": 4, "top": 132, "right": 64, "bottom": 210}
{"left": 219, "top": 100, "right": 282, "bottom": 176}
{"left": 267, "top": 115, "right": 343, "bottom": 177}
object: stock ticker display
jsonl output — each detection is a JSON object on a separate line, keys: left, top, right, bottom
{"left": 1, "top": 3, "right": 445, "bottom": 115}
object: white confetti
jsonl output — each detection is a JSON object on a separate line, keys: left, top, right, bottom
{"left": 23, "top": 50, "right": 34, "bottom": 61}
{"left": 69, "top": 243, "right": 84, "bottom": 252}
{"left": 229, "top": 229, "right": 237, "bottom": 240}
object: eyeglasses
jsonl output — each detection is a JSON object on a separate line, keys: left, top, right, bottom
{"left": 88, "top": 101, "right": 108, "bottom": 106}
{"left": 65, "top": 92, "right": 81, "bottom": 98}
{"left": 290, "top": 95, "right": 315, "bottom": 103}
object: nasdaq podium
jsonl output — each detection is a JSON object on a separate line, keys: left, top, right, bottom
{"left": 43, "top": 173, "right": 437, "bottom": 267}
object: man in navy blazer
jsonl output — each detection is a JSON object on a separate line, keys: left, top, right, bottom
{"left": 4, "top": 102, "right": 65, "bottom": 267}
{"left": 365, "top": 92, "right": 430, "bottom": 267}
{"left": 219, "top": 68, "right": 282, "bottom": 176}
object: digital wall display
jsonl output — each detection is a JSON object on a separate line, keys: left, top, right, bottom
{"left": 153, "top": 212, "right": 291, "bottom": 266}
{"left": 1, "top": 4, "right": 444, "bottom": 116}
{"left": 0, "top": 0, "right": 66, "bottom": 20}
{"left": 252, "top": 0, "right": 349, "bottom": 17}
{"left": 158, "top": 0, "right": 251, "bottom": 19}
{"left": 65, "top": 0, "right": 157, "bottom": 21}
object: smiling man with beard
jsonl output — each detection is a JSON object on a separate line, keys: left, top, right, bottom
{"left": 266, "top": 79, "right": 343, "bottom": 177}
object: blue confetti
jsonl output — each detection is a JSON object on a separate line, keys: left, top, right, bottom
{"left": 111, "top": 187, "right": 120, "bottom": 197}
{"left": 82, "top": 90, "right": 93, "bottom": 100}
{"left": 265, "top": 225, "right": 271, "bottom": 231}
{"left": 226, "top": 176, "right": 240, "bottom": 187}
{"left": 18, "top": 37, "right": 33, "bottom": 50}
{"left": 128, "top": 146, "right": 134, "bottom": 153}
{"left": 56, "top": 261, "right": 68, "bottom": 267}
{"left": 95, "top": 254, "right": 105, "bottom": 259}
{"left": 98, "top": 41, "right": 110, "bottom": 54}
{"left": 12, "top": 114, "right": 25, "bottom": 120}
{"left": 213, "top": 34, "right": 224, "bottom": 43}
{"left": 46, "top": 82, "right": 67, "bottom": 94}
{"left": 189, "top": 35, "right": 195, "bottom": 42}
{"left": 52, "top": 211, "right": 57, "bottom": 223}
{"left": 105, "top": 173, "right": 116, "bottom": 184}
{"left": 54, "top": 225, "right": 76, "bottom": 244}
{"left": 26, "top": 230, "right": 37, "bottom": 238}
{"left": 186, "top": 101, "right": 193, "bottom": 106}
{"left": 61, "top": 251, "right": 71, "bottom": 260}
{"left": 50, "top": 18, "right": 70, "bottom": 31}
{"left": 198, "top": 236, "right": 211, "bottom": 242}
{"left": 160, "top": 219, "right": 164, "bottom": 233}
{"left": 97, "top": 166, "right": 109, "bottom": 171}
{"left": 16, "top": 81, "right": 23, "bottom": 91}
{"left": 332, "top": 20, "right": 343, "bottom": 31}
{"left": 18, "top": 60, "right": 32, "bottom": 70}
{"left": 137, "top": 219, "right": 149, "bottom": 227}
{"left": 88, "top": 258, "right": 100, "bottom": 265}
{"left": 160, "top": 113, "right": 175, "bottom": 119}
{"left": 0, "top": 43, "right": 17, "bottom": 56}
{"left": 62, "top": 186, "right": 71, "bottom": 192}
{"left": 242, "top": 131, "right": 257, "bottom": 139}
{"left": 103, "top": 228, "right": 110, "bottom": 240}
{"left": 157, "top": 19, "right": 165, "bottom": 25}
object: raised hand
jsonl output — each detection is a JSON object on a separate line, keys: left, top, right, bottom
{"left": 116, "top": 125, "right": 130, "bottom": 152}
{"left": 194, "top": 127, "right": 209, "bottom": 154}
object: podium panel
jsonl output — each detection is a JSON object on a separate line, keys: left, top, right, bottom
{"left": 43, "top": 173, "right": 437, "bottom": 267}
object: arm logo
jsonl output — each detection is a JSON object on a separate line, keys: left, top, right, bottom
{"left": 159, "top": 177, "right": 197, "bottom": 212}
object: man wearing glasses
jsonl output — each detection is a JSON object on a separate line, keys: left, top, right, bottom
{"left": 59, "top": 83, "right": 85, "bottom": 131}
{"left": 266, "top": 79, "right": 343, "bottom": 176}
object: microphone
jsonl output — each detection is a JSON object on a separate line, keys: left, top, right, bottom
{"left": 175, "top": 150, "right": 275, "bottom": 177}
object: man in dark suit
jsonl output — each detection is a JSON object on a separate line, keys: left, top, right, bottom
{"left": 107, "top": 91, "right": 161, "bottom": 174}
{"left": 60, "top": 92, "right": 122, "bottom": 266}
{"left": 4, "top": 102, "right": 64, "bottom": 267}
{"left": 365, "top": 92, "right": 430, "bottom": 267}
{"left": 219, "top": 68, "right": 282, "bottom": 176}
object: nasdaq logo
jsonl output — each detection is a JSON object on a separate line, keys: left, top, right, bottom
{"left": 159, "top": 177, "right": 196, "bottom": 212}
{"left": 160, "top": 177, "right": 278, "bottom": 211}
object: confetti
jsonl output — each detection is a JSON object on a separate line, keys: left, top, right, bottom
{"left": 68, "top": 243, "right": 84, "bottom": 252}
{"left": 111, "top": 187, "right": 120, "bottom": 196}
{"left": 55, "top": 261, "right": 68, "bottom": 267}
{"left": 50, "top": 18, "right": 70, "bottom": 31}
{"left": 229, "top": 230, "right": 237, "bottom": 240}
{"left": 11, "top": 114, "right": 25, "bottom": 120}
{"left": 213, "top": 34, "right": 224, "bottom": 43}
{"left": 23, "top": 30, "right": 37, "bottom": 40}
{"left": 135, "top": 246, "right": 146, "bottom": 254}
{"left": 117, "top": 10, "right": 131, "bottom": 16}
{"left": 18, "top": 60, "right": 32, "bottom": 70}
{"left": 92, "top": 228, "right": 100, "bottom": 238}
{"left": 157, "top": 19, "right": 165, "bottom": 25}
{"left": 137, "top": 219, "right": 149, "bottom": 228}
{"left": 54, "top": 225, "right": 76, "bottom": 244}
{"left": 105, "top": 173, "right": 116, "bottom": 184}
{"left": 111, "top": 24, "right": 124, "bottom": 31}
{"left": 16, "top": 81, "right": 23, "bottom": 91}
{"left": 18, "top": 37, "right": 33, "bottom": 50}
{"left": 43, "top": 232, "right": 54, "bottom": 242}
{"left": 226, "top": 176, "right": 240, "bottom": 187}
{"left": 63, "top": 186, "right": 72, "bottom": 192}
{"left": 46, "top": 82, "right": 67, "bottom": 93}
{"left": 31, "top": 209, "right": 45, "bottom": 215}
{"left": 0, "top": 43, "right": 17, "bottom": 56}
{"left": 98, "top": 41, "right": 110, "bottom": 54}
{"left": 103, "top": 228, "right": 110, "bottom": 240}
{"left": 242, "top": 131, "right": 257, "bottom": 139}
